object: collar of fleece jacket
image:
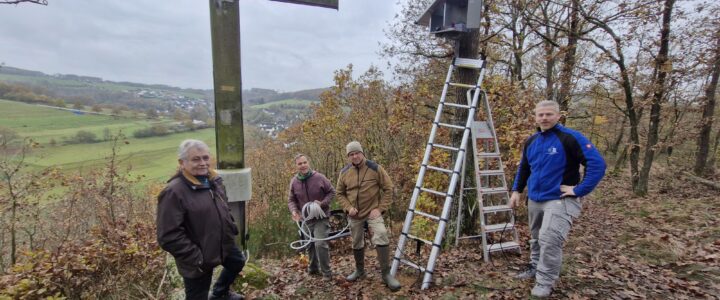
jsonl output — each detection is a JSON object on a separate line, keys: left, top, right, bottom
{"left": 178, "top": 169, "right": 220, "bottom": 190}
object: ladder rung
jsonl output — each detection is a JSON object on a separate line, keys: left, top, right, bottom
{"left": 448, "top": 82, "right": 476, "bottom": 89}
{"left": 412, "top": 209, "right": 441, "bottom": 221}
{"left": 398, "top": 258, "right": 426, "bottom": 272}
{"left": 479, "top": 187, "right": 508, "bottom": 194}
{"left": 486, "top": 241, "right": 520, "bottom": 252}
{"left": 457, "top": 234, "right": 483, "bottom": 240}
{"left": 485, "top": 223, "right": 515, "bottom": 233}
{"left": 477, "top": 170, "right": 504, "bottom": 176}
{"left": 436, "top": 122, "right": 465, "bottom": 130}
{"left": 420, "top": 187, "right": 448, "bottom": 197}
{"left": 477, "top": 152, "right": 501, "bottom": 158}
{"left": 406, "top": 234, "right": 433, "bottom": 246}
{"left": 426, "top": 165, "right": 454, "bottom": 174}
{"left": 432, "top": 143, "right": 459, "bottom": 152}
{"left": 483, "top": 205, "right": 512, "bottom": 213}
{"left": 454, "top": 57, "right": 485, "bottom": 69}
{"left": 442, "top": 102, "right": 472, "bottom": 109}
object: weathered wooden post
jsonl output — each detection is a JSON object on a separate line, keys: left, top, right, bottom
{"left": 208, "top": 0, "right": 338, "bottom": 252}
{"left": 209, "top": 0, "right": 251, "bottom": 250}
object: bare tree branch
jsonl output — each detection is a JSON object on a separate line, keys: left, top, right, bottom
{"left": 0, "top": 0, "right": 47, "bottom": 5}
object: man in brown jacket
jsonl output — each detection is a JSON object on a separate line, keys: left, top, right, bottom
{"left": 157, "top": 139, "right": 245, "bottom": 300}
{"left": 337, "top": 141, "right": 401, "bottom": 291}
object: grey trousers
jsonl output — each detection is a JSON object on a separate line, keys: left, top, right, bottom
{"left": 306, "top": 218, "right": 332, "bottom": 276}
{"left": 528, "top": 197, "right": 582, "bottom": 286}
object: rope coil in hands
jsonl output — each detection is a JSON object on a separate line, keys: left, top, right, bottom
{"left": 289, "top": 202, "right": 350, "bottom": 250}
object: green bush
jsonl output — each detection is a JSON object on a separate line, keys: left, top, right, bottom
{"left": 64, "top": 130, "right": 98, "bottom": 144}
{"left": 133, "top": 124, "right": 170, "bottom": 138}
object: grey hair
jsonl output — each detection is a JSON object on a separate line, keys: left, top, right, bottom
{"left": 535, "top": 100, "right": 560, "bottom": 113}
{"left": 178, "top": 139, "right": 210, "bottom": 160}
{"left": 293, "top": 153, "right": 310, "bottom": 163}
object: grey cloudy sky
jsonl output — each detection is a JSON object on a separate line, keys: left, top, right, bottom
{"left": 0, "top": 0, "right": 402, "bottom": 91}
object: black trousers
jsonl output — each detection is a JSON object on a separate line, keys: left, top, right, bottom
{"left": 182, "top": 245, "right": 246, "bottom": 300}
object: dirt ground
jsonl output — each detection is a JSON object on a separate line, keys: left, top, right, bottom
{"left": 241, "top": 172, "right": 720, "bottom": 299}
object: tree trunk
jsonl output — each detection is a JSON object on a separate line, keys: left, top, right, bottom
{"left": 8, "top": 179, "right": 17, "bottom": 266}
{"left": 556, "top": 0, "right": 579, "bottom": 119}
{"left": 693, "top": 25, "right": 720, "bottom": 176}
{"left": 614, "top": 143, "right": 629, "bottom": 174}
{"left": 683, "top": 172, "right": 720, "bottom": 190}
{"left": 545, "top": 40, "right": 556, "bottom": 100}
{"left": 452, "top": 30, "right": 480, "bottom": 236}
{"left": 707, "top": 125, "right": 720, "bottom": 174}
{"left": 636, "top": 0, "right": 675, "bottom": 196}
{"left": 609, "top": 115, "right": 627, "bottom": 154}
{"left": 619, "top": 63, "right": 641, "bottom": 194}
{"left": 511, "top": 2, "right": 525, "bottom": 88}
{"left": 479, "top": 1, "right": 492, "bottom": 60}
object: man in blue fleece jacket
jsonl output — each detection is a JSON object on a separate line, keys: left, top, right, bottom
{"left": 509, "top": 100, "right": 606, "bottom": 298}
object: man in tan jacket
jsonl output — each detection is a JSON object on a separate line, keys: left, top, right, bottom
{"left": 336, "top": 141, "right": 401, "bottom": 291}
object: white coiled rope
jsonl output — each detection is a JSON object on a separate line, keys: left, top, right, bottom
{"left": 289, "top": 202, "right": 351, "bottom": 250}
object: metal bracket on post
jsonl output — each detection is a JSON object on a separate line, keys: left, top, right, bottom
{"left": 216, "top": 168, "right": 252, "bottom": 202}
{"left": 216, "top": 168, "right": 252, "bottom": 253}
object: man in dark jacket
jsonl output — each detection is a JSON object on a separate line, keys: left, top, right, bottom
{"left": 157, "top": 139, "right": 245, "bottom": 300}
{"left": 337, "top": 141, "right": 401, "bottom": 291}
{"left": 509, "top": 101, "right": 606, "bottom": 298}
{"left": 288, "top": 154, "right": 335, "bottom": 280}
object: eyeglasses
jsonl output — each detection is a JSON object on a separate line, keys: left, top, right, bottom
{"left": 189, "top": 155, "right": 211, "bottom": 163}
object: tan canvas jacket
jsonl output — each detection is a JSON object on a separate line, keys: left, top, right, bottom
{"left": 336, "top": 159, "right": 393, "bottom": 219}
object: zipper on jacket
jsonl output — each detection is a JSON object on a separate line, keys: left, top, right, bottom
{"left": 355, "top": 165, "right": 360, "bottom": 210}
{"left": 303, "top": 180, "right": 312, "bottom": 210}
{"left": 353, "top": 163, "right": 369, "bottom": 212}
{"left": 210, "top": 189, "right": 224, "bottom": 261}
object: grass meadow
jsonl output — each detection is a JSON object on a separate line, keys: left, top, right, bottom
{"left": 250, "top": 98, "right": 317, "bottom": 109}
{"left": 1, "top": 99, "right": 216, "bottom": 182}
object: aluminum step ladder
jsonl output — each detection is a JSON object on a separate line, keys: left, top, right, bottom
{"left": 390, "top": 57, "right": 486, "bottom": 290}
{"left": 455, "top": 94, "right": 520, "bottom": 262}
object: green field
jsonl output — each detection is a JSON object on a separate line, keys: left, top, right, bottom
{"left": 0, "top": 100, "right": 179, "bottom": 144}
{"left": 1, "top": 99, "right": 216, "bottom": 182}
{"left": 250, "top": 98, "right": 317, "bottom": 109}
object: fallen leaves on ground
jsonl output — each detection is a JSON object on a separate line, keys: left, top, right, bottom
{"left": 240, "top": 171, "right": 720, "bottom": 299}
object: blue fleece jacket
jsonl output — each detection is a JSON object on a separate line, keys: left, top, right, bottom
{"left": 511, "top": 124, "right": 606, "bottom": 201}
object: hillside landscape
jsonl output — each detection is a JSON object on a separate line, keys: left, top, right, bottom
{"left": 1, "top": 0, "right": 720, "bottom": 299}
{"left": 0, "top": 65, "right": 326, "bottom": 181}
{"left": 0, "top": 65, "right": 324, "bottom": 139}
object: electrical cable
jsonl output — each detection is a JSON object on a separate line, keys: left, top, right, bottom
{"left": 289, "top": 202, "right": 351, "bottom": 250}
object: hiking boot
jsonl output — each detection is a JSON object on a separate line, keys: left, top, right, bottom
{"left": 322, "top": 272, "right": 334, "bottom": 281}
{"left": 209, "top": 291, "right": 244, "bottom": 300}
{"left": 346, "top": 248, "right": 366, "bottom": 282}
{"left": 307, "top": 268, "right": 320, "bottom": 276}
{"left": 377, "top": 245, "right": 401, "bottom": 291}
{"left": 531, "top": 283, "right": 552, "bottom": 298}
{"left": 514, "top": 264, "right": 537, "bottom": 280}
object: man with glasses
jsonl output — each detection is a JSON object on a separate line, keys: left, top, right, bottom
{"left": 336, "top": 141, "right": 401, "bottom": 291}
{"left": 157, "top": 139, "right": 245, "bottom": 300}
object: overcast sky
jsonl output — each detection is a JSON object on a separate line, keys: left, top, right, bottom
{"left": 0, "top": 0, "right": 402, "bottom": 91}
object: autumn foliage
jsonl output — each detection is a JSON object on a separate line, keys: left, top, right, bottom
{"left": 0, "top": 136, "right": 166, "bottom": 298}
